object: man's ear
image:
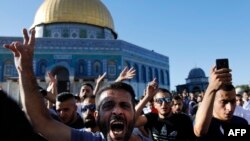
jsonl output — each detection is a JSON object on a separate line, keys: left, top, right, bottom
{"left": 94, "top": 111, "right": 98, "bottom": 120}
{"left": 73, "top": 104, "right": 77, "bottom": 111}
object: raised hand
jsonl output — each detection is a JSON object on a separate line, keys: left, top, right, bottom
{"left": 93, "top": 72, "right": 107, "bottom": 95}
{"left": 96, "top": 72, "right": 107, "bottom": 84}
{"left": 135, "top": 78, "right": 158, "bottom": 120}
{"left": 209, "top": 66, "right": 232, "bottom": 91}
{"left": 3, "top": 28, "right": 35, "bottom": 73}
{"left": 46, "top": 72, "right": 57, "bottom": 95}
{"left": 115, "top": 66, "right": 136, "bottom": 82}
{"left": 145, "top": 78, "right": 158, "bottom": 100}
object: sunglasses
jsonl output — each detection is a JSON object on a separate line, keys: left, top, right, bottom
{"left": 81, "top": 104, "right": 96, "bottom": 112}
{"left": 155, "top": 97, "right": 172, "bottom": 104}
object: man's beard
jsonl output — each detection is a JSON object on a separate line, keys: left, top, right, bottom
{"left": 64, "top": 111, "right": 76, "bottom": 125}
{"left": 84, "top": 115, "right": 96, "bottom": 128}
{"left": 97, "top": 114, "right": 135, "bottom": 141}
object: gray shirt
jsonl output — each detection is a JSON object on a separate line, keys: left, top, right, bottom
{"left": 71, "top": 128, "right": 153, "bottom": 141}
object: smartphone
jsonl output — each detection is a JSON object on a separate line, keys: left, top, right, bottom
{"left": 216, "top": 58, "right": 229, "bottom": 69}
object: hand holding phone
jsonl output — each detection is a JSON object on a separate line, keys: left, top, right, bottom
{"left": 216, "top": 58, "right": 229, "bottom": 70}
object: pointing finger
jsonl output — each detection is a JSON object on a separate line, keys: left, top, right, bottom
{"left": 4, "top": 42, "right": 20, "bottom": 57}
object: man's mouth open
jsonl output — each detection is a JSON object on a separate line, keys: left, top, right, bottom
{"left": 110, "top": 121, "right": 126, "bottom": 137}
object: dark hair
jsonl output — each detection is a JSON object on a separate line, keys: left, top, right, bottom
{"left": 173, "top": 95, "right": 182, "bottom": 101}
{"left": 236, "top": 94, "right": 242, "bottom": 98}
{"left": 81, "top": 83, "right": 94, "bottom": 90}
{"left": 243, "top": 90, "right": 249, "bottom": 96}
{"left": 157, "top": 88, "right": 172, "bottom": 94}
{"left": 155, "top": 88, "right": 172, "bottom": 98}
{"left": 243, "top": 90, "right": 249, "bottom": 93}
{"left": 220, "top": 84, "right": 235, "bottom": 91}
{"left": 56, "top": 92, "right": 75, "bottom": 102}
{"left": 95, "top": 82, "right": 136, "bottom": 110}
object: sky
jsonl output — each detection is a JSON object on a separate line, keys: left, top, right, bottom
{"left": 1, "top": 0, "right": 250, "bottom": 91}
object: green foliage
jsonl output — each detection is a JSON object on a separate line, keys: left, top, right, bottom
{"left": 235, "top": 84, "right": 250, "bottom": 92}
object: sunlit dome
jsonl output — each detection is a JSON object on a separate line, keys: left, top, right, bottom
{"left": 31, "top": 0, "right": 115, "bottom": 33}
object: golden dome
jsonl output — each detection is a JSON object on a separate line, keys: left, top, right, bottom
{"left": 31, "top": 0, "right": 115, "bottom": 32}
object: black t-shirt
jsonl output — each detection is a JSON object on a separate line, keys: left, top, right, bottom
{"left": 196, "top": 116, "right": 249, "bottom": 141}
{"left": 145, "top": 113, "right": 195, "bottom": 141}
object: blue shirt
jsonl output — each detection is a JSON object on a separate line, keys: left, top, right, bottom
{"left": 71, "top": 128, "right": 153, "bottom": 141}
{"left": 71, "top": 128, "right": 104, "bottom": 141}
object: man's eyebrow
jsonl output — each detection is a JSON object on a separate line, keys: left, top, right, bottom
{"left": 98, "top": 97, "right": 113, "bottom": 105}
{"left": 101, "top": 96, "right": 113, "bottom": 101}
{"left": 120, "top": 101, "right": 131, "bottom": 104}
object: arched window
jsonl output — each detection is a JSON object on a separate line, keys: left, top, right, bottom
{"left": 141, "top": 65, "right": 146, "bottom": 83}
{"left": 148, "top": 67, "right": 153, "bottom": 81}
{"left": 62, "top": 29, "right": 69, "bottom": 38}
{"left": 51, "top": 66, "right": 70, "bottom": 93}
{"left": 38, "top": 60, "right": 47, "bottom": 76}
{"left": 108, "top": 60, "right": 116, "bottom": 77}
{"left": 44, "top": 29, "right": 51, "bottom": 37}
{"left": 92, "top": 60, "right": 102, "bottom": 75}
{"left": 154, "top": 68, "right": 159, "bottom": 81}
{"left": 79, "top": 29, "right": 87, "bottom": 38}
{"left": 133, "top": 64, "right": 139, "bottom": 82}
{"left": 160, "top": 70, "right": 165, "bottom": 84}
{"left": 78, "top": 60, "right": 86, "bottom": 76}
{"left": 166, "top": 70, "right": 170, "bottom": 85}
{"left": 124, "top": 61, "right": 130, "bottom": 68}
{"left": 4, "top": 60, "right": 16, "bottom": 77}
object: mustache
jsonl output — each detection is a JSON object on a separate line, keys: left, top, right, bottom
{"left": 110, "top": 114, "right": 124, "bottom": 122}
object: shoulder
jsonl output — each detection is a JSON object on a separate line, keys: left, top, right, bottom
{"left": 231, "top": 116, "right": 248, "bottom": 125}
{"left": 145, "top": 112, "right": 158, "bottom": 119}
{"left": 144, "top": 113, "right": 159, "bottom": 127}
{"left": 71, "top": 128, "right": 104, "bottom": 141}
{"left": 171, "top": 113, "right": 194, "bottom": 128}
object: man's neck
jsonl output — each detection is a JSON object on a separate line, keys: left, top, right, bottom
{"left": 128, "top": 134, "right": 143, "bottom": 141}
{"left": 159, "top": 111, "right": 172, "bottom": 119}
{"left": 67, "top": 113, "right": 78, "bottom": 125}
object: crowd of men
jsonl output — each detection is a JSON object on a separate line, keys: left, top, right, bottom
{"left": 1, "top": 28, "right": 249, "bottom": 141}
